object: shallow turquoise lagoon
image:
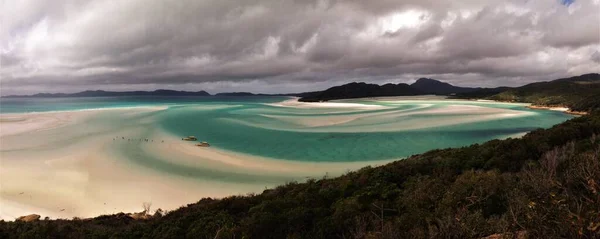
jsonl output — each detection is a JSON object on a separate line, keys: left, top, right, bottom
{"left": 0, "top": 96, "right": 574, "bottom": 162}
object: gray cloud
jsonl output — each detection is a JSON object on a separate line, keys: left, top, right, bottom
{"left": 1, "top": 0, "right": 599, "bottom": 95}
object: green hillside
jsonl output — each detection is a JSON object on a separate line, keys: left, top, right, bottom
{"left": 298, "top": 82, "right": 422, "bottom": 102}
{"left": 489, "top": 73, "right": 600, "bottom": 112}
{"left": 2, "top": 112, "right": 600, "bottom": 238}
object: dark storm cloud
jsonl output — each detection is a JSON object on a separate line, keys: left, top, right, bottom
{"left": 1, "top": 0, "right": 599, "bottom": 95}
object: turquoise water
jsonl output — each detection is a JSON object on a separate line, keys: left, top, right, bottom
{"left": 0, "top": 96, "right": 282, "bottom": 113}
{"left": 0, "top": 96, "right": 574, "bottom": 162}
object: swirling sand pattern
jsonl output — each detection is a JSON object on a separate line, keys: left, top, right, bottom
{"left": 0, "top": 97, "right": 573, "bottom": 220}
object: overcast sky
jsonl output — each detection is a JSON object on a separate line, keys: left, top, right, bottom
{"left": 1, "top": 0, "right": 599, "bottom": 95}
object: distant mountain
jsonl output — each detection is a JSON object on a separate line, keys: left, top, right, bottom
{"left": 488, "top": 73, "right": 600, "bottom": 112}
{"left": 298, "top": 82, "right": 422, "bottom": 102}
{"left": 215, "top": 92, "right": 256, "bottom": 96}
{"left": 410, "top": 78, "right": 479, "bottom": 95}
{"left": 3, "top": 89, "right": 211, "bottom": 98}
{"left": 215, "top": 92, "right": 315, "bottom": 97}
{"left": 297, "top": 78, "right": 517, "bottom": 102}
{"left": 7, "top": 74, "right": 598, "bottom": 110}
{"left": 451, "top": 87, "right": 513, "bottom": 99}
{"left": 2, "top": 89, "right": 313, "bottom": 98}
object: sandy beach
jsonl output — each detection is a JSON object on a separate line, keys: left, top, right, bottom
{"left": 0, "top": 108, "right": 199, "bottom": 220}
{"left": 526, "top": 105, "right": 569, "bottom": 112}
{"left": 266, "top": 97, "right": 389, "bottom": 110}
{"left": 0, "top": 106, "right": 390, "bottom": 221}
{"left": 526, "top": 105, "right": 588, "bottom": 115}
{"left": 0, "top": 112, "right": 84, "bottom": 137}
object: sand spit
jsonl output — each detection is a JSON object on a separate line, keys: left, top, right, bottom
{"left": 526, "top": 105, "right": 568, "bottom": 111}
{"left": 266, "top": 98, "right": 388, "bottom": 110}
{"left": 525, "top": 105, "right": 588, "bottom": 115}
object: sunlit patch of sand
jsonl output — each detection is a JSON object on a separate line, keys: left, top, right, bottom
{"left": 0, "top": 113, "right": 80, "bottom": 137}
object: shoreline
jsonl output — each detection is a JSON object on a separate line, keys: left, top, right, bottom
{"left": 525, "top": 105, "right": 588, "bottom": 116}
{"left": 453, "top": 97, "right": 589, "bottom": 116}
{"left": 0, "top": 97, "right": 576, "bottom": 222}
{"left": 460, "top": 97, "right": 589, "bottom": 116}
{"left": 265, "top": 97, "right": 388, "bottom": 109}
{"left": 0, "top": 105, "right": 170, "bottom": 116}
{"left": 0, "top": 106, "right": 393, "bottom": 221}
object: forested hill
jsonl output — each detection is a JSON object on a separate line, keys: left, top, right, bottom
{"left": 488, "top": 73, "right": 600, "bottom": 112}
{"left": 2, "top": 112, "right": 600, "bottom": 238}
{"left": 298, "top": 82, "right": 423, "bottom": 102}
{"left": 298, "top": 73, "right": 600, "bottom": 109}
{"left": 410, "top": 77, "right": 480, "bottom": 95}
{"left": 297, "top": 78, "right": 490, "bottom": 102}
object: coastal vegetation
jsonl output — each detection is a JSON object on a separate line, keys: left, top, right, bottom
{"left": 1, "top": 111, "right": 599, "bottom": 238}
{"left": 487, "top": 73, "right": 600, "bottom": 113}
{"left": 409, "top": 78, "right": 483, "bottom": 95}
{"left": 296, "top": 77, "right": 493, "bottom": 102}
{"left": 297, "top": 77, "right": 509, "bottom": 102}
{"left": 298, "top": 82, "right": 422, "bottom": 102}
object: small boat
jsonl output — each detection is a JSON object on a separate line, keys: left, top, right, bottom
{"left": 196, "top": 141, "right": 210, "bottom": 147}
{"left": 182, "top": 136, "right": 197, "bottom": 141}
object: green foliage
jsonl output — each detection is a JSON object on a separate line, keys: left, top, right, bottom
{"left": 2, "top": 114, "right": 600, "bottom": 239}
{"left": 488, "top": 73, "right": 600, "bottom": 112}
{"left": 298, "top": 82, "right": 421, "bottom": 102}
